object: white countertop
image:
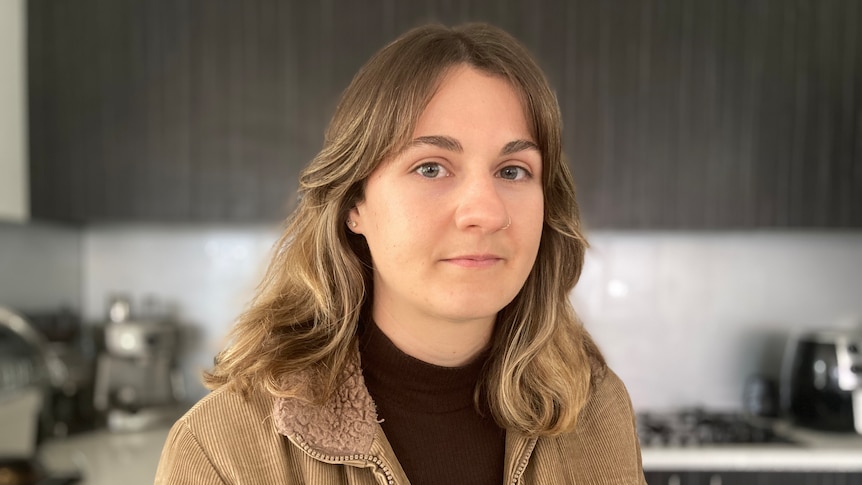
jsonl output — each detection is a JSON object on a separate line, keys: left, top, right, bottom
{"left": 643, "top": 446, "right": 862, "bottom": 472}
{"left": 643, "top": 422, "right": 862, "bottom": 472}
{"left": 38, "top": 426, "right": 171, "bottom": 485}
{"left": 36, "top": 421, "right": 862, "bottom": 480}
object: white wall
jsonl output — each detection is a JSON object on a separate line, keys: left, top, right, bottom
{"left": 576, "top": 231, "right": 862, "bottom": 411}
{"left": 0, "top": 0, "right": 28, "bottom": 221}
{"left": 82, "top": 226, "right": 862, "bottom": 408}
{"left": 0, "top": 222, "right": 82, "bottom": 313}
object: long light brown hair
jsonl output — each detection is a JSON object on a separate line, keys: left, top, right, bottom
{"left": 204, "top": 22, "right": 606, "bottom": 437}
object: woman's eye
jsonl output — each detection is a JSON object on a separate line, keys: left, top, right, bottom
{"left": 415, "top": 162, "right": 448, "bottom": 178}
{"left": 498, "top": 166, "right": 529, "bottom": 180}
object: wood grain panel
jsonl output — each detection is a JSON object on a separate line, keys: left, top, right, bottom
{"left": 25, "top": 0, "right": 862, "bottom": 227}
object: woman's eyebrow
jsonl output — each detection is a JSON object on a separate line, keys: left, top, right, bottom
{"left": 500, "top": 139, "right": 539, "bottom": 156}
{"left": 408, "top": 136, "right": 538, "bottom": 156}
{"left": 409, "top": 135, "right": 463, "bottom": 152}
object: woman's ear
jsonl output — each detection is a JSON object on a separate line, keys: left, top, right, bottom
{"left": 346, "top": 204, "right": 364, "bottom": 234}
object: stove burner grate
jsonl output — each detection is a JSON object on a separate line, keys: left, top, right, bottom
{"left": 636, "top": 408, "right": 797, "bottom": 447}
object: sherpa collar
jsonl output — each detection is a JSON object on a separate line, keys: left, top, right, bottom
{"left": 272, "top": 350, "right": 379, "bottom": 457}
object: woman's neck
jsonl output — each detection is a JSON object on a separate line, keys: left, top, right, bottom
{"left": 371, "top": 303, "right": 495, "bottom": 367}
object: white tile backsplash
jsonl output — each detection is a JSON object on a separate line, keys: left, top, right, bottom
{"left": 0, "top": 221, "right": 82, "bottom": 313}
{"left": 576, "top": 231, "right": 862, "bottom": 412}
{"left": 77, "top": 225, "right": 862, "bottom": 410}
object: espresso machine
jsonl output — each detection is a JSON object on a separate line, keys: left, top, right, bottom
{"left": 93, "top": 297, "right": 185, "bottom": 431}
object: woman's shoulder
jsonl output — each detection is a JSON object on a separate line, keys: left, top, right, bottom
{"left": 178, "top": 385, "right": 275, "bottom": 436}
{"left": 157, "top": 385, "right": 303, "bottom": 484}
{"left": 164, "top": 384, "right": 280, "bottom": 460}
{"left": 576, "top": 367, "right": 638, "bottom": 436}
{"left": 535, "top": 367, "right": 645, "bottom": 483}
{"left": 533, "top": 367, "right": 638, "bottom": 445}
{"left": 588, "top": 367, "right": 634, "bottom": 412}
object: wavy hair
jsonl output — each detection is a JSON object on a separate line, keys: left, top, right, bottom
{"left": 204, "top": 22, "right": 606, "bottom": 436}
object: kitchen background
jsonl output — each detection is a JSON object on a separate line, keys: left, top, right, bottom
{"left": 5, "top": 223, "right": 862, "bottom": 412}
{"left": 2, "top": 0, "right": 862, "bottom": 484}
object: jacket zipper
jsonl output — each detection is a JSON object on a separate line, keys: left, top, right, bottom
{"left": 292, "top": 434, "right": 397, "bottom": 485}
{"left": 511, "top": 437, "right": 538, "bottom": 485}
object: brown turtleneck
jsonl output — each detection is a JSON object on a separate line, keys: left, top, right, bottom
{"left": 358, "top": 321, "right": 505, "bottom": 485}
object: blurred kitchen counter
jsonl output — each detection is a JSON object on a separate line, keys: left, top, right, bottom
{"left": 38, "top": 426, "right": 171, "bottom": 485}
{"left": 37, "top": 420, "right": 862, "bottom": 479}
{"left": 643, "top": 422, "right": 862, "bottom": 472}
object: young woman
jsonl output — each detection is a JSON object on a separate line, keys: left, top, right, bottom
{"left": 156, "top": 22, "right": 645, "bottom": 485}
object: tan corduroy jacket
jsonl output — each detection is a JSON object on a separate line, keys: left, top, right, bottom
{"left": 155, "top": 351, "right": 646, "bottom": 484}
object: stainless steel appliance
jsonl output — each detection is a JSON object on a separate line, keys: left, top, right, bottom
{"left": 781, "top": 329, "right": 862, "bottom": 433}
{"left": 0, "top": 308, "right": 46, "bottom": 459}
{"left": 21, "top": 310, "right": 97, "bottom": 439}
{"left": 93, "top": 298, "right": 185, "bottom": 431}
{"left": 636, "top": 408, "right": 796, "bottom": 447}
{"left": 0, "top": 306, "right": 82, "bottom": 484}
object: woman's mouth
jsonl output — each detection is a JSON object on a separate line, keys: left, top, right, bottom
{"left": 442, "top": 254, "right": 503, "bottom": 268}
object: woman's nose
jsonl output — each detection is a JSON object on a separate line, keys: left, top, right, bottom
{"left": 453, "top": 176, "right": 510, "bottom": 232}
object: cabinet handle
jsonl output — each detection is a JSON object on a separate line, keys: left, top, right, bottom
{"left": 709, "top": 474, "right": 722, "bottom": 485}
{"left": 668, "top": 474, "right": 680, "bottom": 485}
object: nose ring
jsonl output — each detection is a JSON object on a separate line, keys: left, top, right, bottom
{"left": 502, "top": 217, "right": 511, "bottom": 230}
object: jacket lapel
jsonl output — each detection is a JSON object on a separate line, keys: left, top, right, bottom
{"left": 272, "top": 352, "right": 378, "bottom": 457}
{"left": 504, "top": 430, "right": 538, "bottom": 485}
{"left": 271, "top": 350, "right": 411, "bottom": 483}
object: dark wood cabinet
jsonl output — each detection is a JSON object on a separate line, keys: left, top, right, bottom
{"left": 28, "top": 0, "right": 344, "bottom": 222}
{"left": 28, "top": 0, "right": 862, "bottom": 227}
{"left": 748, "top": 0, "right": 862, "bottom": 229}
{"left": 555, "top": 0, "right": 862, "bottom": 229}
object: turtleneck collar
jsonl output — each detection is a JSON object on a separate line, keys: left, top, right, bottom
{"left": 358, "top": 320, "right": 490, "bottom": 414}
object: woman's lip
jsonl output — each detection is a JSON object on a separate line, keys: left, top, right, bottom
{"left": 442, "top": 255, "right": 503, "bottom": 268}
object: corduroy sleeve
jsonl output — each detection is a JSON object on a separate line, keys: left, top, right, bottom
{"left": 154, "top": 418, "right": 227, "bottom": 485}
{"left": 525, "top": 369, "right": 647, "bottom": 484}
{"left": 582, "top": 369, "right": 647, "bottom": 484}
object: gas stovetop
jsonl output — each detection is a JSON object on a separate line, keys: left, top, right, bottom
{"left": 636, "top": 408, "right": 797, "bottom": 447}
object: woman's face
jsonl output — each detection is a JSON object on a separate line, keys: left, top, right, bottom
{"left": 350, "top": 64, "right": 544, "bottom": 329}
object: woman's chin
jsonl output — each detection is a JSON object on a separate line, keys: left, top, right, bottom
{"left": 432, "top": 299, "right": 513, "bottom": 325}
